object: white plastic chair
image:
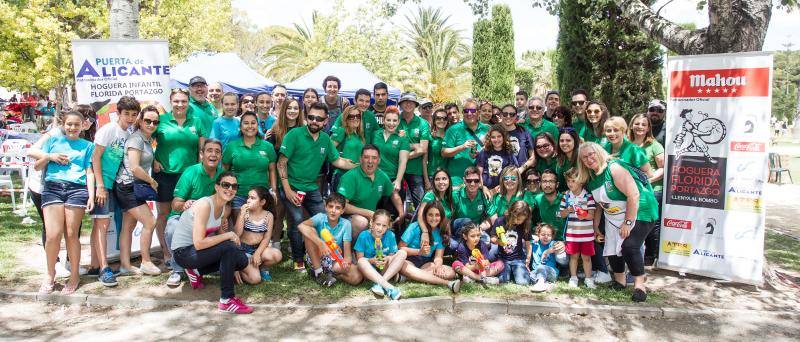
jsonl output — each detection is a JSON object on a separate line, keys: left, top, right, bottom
{"left": 0, "top": 139, "right": 31, "bottom": 213}
{"left": 0, "top": 174, "right": 16, "bottom": 211}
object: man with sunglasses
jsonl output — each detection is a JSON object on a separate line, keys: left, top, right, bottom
{"left": 570, "top": 89, "right": 589, "bottom": 136}
{"left": 442, "top": 98, "right": 489, "bottom": 187}
{"left": 522, "top": 97, "right": 560, "bottom": 144}
{"left": 278, "top": 102, "right": 357, "bottom": 269}
{"left": 648, "top": 99, "right": 667, "bottom": 146}
{"left": 449, "top": 167, "right": 493, "bottom": 251}
{"left": 419, "top": 99, "right": 434, "bottom": 126}
{"left": 188, "top": 76, "right": 219, "bottom": 133}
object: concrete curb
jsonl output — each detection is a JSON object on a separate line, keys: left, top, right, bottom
{"left": 2, "top": 290, "right": 798, "bottom": 319}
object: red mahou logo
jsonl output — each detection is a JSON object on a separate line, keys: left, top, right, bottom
{"left": 664, "top": 218, "right": 692, "bottom": 230}
{"left": 670, "top": 67, "right": 770, "bottom": 98}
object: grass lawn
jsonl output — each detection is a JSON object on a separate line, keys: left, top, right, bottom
{"left": 765, "top": 230, "right": 800, "bottom": 273}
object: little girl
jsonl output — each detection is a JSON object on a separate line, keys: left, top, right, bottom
{"left": 489, "top": 200, "right": 532, "bottom": 285}
{"left": 476, "top": 124, "right": 519, "bottom": 193}
{"left": 399, "top": 201, "right": 461, "bottom": 293}
{"left": 530, "top": 223, "right": 560, "bottom": 292}
{"left": 559, "top": 168, "right": 598, "bottom": 289}
{"left": 453, "top": 222, "right": 503, "bottom": 284}
{"left": 234, "top": 186, "right": 283, "bottom": 281}
{"left": 355, "top": 210, "right": 407, "bottom": 300}
{"left": 210, "top": 92, "right": 242, "bottom": 148}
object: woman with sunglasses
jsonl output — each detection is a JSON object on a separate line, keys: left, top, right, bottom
{"left": 423, "top": 108, "right": 451, "bottom": 190}
{"left": 487, "top": 166, "right": 525, "bottom": 222}
{"left": 582, "top": 101, "right": 609, "bottom": 144}
{"left": 556, "top": 127, "right": 581, "bottom": 192}
{"left": 499, "top": 104, "right": 535, "bottom": 174}
{"left": 550, "top": 106, "right": 573, "bottom": 129}
{"left": 239, "top": 93, "right": 256, "bottom": 116}
{"left": 153, "top": 89, "right": 210, "bottom": 276}
{"left": 170, "top": 172, "right": 261, "bottom": 314}
{"left": 531, "top": 132, "right": 558, "bottom": 174}
{"left": 331, "top": 105, "right": 366, "bottom": 190}
{"left": 116, "top": 105, "right": 162, "bottom": 276}
{"left": 628, "top": 113, "right": 665, "bottom": 265}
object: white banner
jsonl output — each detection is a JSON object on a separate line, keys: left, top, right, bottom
{"left": 71, "top": 39, "right": 171, "bottom": 127}
{"left": 659, "top": 52, "right": 772, "bottom": 285}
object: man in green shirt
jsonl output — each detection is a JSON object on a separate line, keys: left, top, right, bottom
{"left": 337, "top": 145, "right": 404, "bottom": 239}
{"left": 522, "top": 97, "right": 560, "bottom": 143}
{"left": 570, "top": 89, "right": 589, "bottom": 136}
{"left": 398, "top": 92, "right": 430, "bottom": 207}
{"left": 544, "top": 90, "right": 560, "bottom": 121}
{"left": 442, "top": 98, "right": 489, "bottom": 187}
{"left": 531, "top": 170, "right": 567, "bottom": 267}
{"left": 278, "top": 102, "right": 357, "bottom": 267}
{"left": 449, "top": 166, "right": 496, "bottom": 259}
{"left": 187, "top": 76, "right": 219, "bottom": 133}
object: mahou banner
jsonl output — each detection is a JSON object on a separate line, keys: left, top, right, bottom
{"left": 660, "top": 52, "right": 772, "bottom": 285}
{"left": 72, "top": 39, "right": 171, "bottom": 127}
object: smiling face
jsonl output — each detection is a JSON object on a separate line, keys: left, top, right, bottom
{"left": 571, "top": 94, "right": 587, "bottom": 115}
{"left": 538, "top": 226, "right": 553, "bottom": 244}
{"left": 433, "top": 111, "right": 449, "bottom": 130}
{"left": 546, "top": 93, "right": 560, "bottom": 111}
{"left": 586, "top": 104, "right": 602, "bottom": 124}
{"left": 559, "top": 132, "right": 575, "bottom": 155}
{"left": 222, "top": 95, "right": 239, "bottom": 117}
{"left": 139, "top": 110, "right": 160, "bottom": 136}
{"left": 346, "top": 108, "right": 361, "bottom": 129}
{"left": 170, "top": 92, "right": 189, "bottom": 115}
{"left": 489, "top": 130, "right": 504, "bottom": 150}
{"left": 604, "top": 123, "right": 623, "bottom": 145}
{"left": 201, "top": 141, "right": 222, "bottom": 169}
{"left": 580, "top": 147, "right": 600, "bottom": 172}
{"left": 501, "top": 107, "right": 517, "bottom": 126}
{"left": 216, "top": 175, "right": 238, "bottom": 202}
{"left": 433, "top": 171, "right": 450, "bottom": 192}
{"left": 240, "top": 114, "right": 258, "bottom": 138}
{"left": 371, "top": 214, "right": 391, "bottom": 238}
{"left": 306, "top": 107, "right": 327, "bottom": 134}
{"left": 256, "top": 94, "right": 272, "bottom": 115}
{"left": 240, "top": 95, "right": 255, "bottom": 112}
{"left": 400, "top": 100, "right": 416, "bottom": 114}
{"left": 360, "top": 148, "right": 380, "bottom": 175}
{"left": 540, "top": 173, "right": 557, "bottom": 195}
{"left": 63, "top": 114, "right": 83, "bottom": 138}
{"left": 189, "top": 83, "right": 208, "bottom": 102}
{"left": 425, "top": 207, "right": 442, "bottom": 229}
{"left": 525, "top": 173, "right": 540, "bottom": 192}
{"left": 535, "top": 137, "right": 554, "bottom": 159}
{"left": 355, "top": 94, "right": 371, "bottom": 111}
{"left": 632, "top": 116, "right": 650, "bottom": 139}
{"left": 118, "top": 109, "right": 137, "bottom": 130}
{"left": 462, "top": 102, "right": 479, "bottom": 125}
{"left": 325, "top": 80, "right": 339, "bottom": 98}
{"left": 285, "top": 99, "right": 301, "bottom": 122}
{"left": 527, "top": 99, "right": 544, "bottom": 121}
{"left": 464, "top": 173, "right": 481, "bottom": 195}
{"left": 565, "top": 176, "right": 583, "bottom": 195}
{"left": 272, "top": 87, "right": 287, "bottom": 107}
{"left": 383, "top": 112, "right": 399, "bottom": 133}
{"left": 207, "top": 83, "right": 223, "bottom": 102}
{"left": 479, "top": 103, "right": 493, "bottom": 123}
{"left": 303, "top": 91, "right": 318, "bottom": 107}
{"left": 502, "top": 171, "right": 519, "bottom": 193}
{"left": 325, "top": 201, "right": 344, "bottom": 222}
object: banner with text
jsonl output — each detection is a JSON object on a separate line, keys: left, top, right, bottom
{"left": 72, "top": 39, "right": 171, "bottom": 128}
{"left": 660, "top": 52, "right": 772, "bottom": 285}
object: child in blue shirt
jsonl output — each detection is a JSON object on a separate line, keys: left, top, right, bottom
{"left": 530, "top": 223, "right": 561, "bottom": 292}
{"left": 210, "top": 92, "right": 242, "bottom": 148}
{"left": 298, "top": 193, "right": 362, "bottom": 286}
{"left": 354, "top": 209, "right": 406, "bottom": 300}
{"left": 399, "top": 201, "right": 461, "bottom": 293}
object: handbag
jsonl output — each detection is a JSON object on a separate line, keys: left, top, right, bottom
{"left": 133, "top": 181, "right": 157, "bottom": 202}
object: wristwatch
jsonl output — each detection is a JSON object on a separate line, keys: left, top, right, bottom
{"left": 624, "top": 219, "right": 633, "bottom": 226}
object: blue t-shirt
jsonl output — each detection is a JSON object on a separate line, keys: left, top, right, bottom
{"left": 400, "top": 222, "right": 444, "bottom": 258}
{"left": 489, "top": 216, "right": 531, "bottom": 262}
{"left": 354, "top": 230, "right": 397, "bottom": 259}
{"left": 530, "top": 239, "right": 558, "bottom": 276}
{"left": 258, "top": 115, "right": 276, "bottom": 136}
{"left": 210, "top": 116, "right": 241, "bottom": 148}
{"left": 310, "top": 212, "right": 352, "bottom": 246}
{"left": 42, "top": 135, "right": 94, "bottom": 185}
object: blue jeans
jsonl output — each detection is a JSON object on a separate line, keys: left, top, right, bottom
{"left": 448, "top": 217, "right": 499, "bottom": 261}
{"left": 403, "top": 173, "right": 425, "bottom": 208}
{"left": 531, "top": 265, "right": 558, "bottom": 283}
{"left": 165, "top": 216, "right": 184, "bottom": 273}
{"left": 280, "top": 187, "right": 325, "bottom": 262}
{"left": 499, "top": 259, "right": 530, "bottom": 285}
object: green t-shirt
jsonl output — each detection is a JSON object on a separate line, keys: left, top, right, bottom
{"left": 487, "top": 192, "right": 525, "bottom": 217}
{"left": 532, "top": 192, "right": 566, "bottom": 240}
{"left": 170, "top": 163, "right": 221, "bottom": 217}
{"left": 331, "top": 127, "right": 365, "bottom": 176}
{"left": 331, "top": 109, "right": 380, "bottom": 145}
{"left": 372, "top": 130, "right": 411, "bottom": 180}
{"left": 221, "top": 138, "right": 277, "bottom": 197}
{"left": 640, "top": 141, "right": 665, "bottom": 193}
{"left": 336, "top": 168, "right": 394, "bottom": 211}
{"left": 581, "top": 124, "right": 604, "bottom": 144}
{"left": 523, "top": 119, "right": 560, "bottom": 142}
{"left": 603, "top": 139, "right": 650, "bottom": 169}
{"left": 443, "top": 121, "right": 490, "bottom": 186}
{"left": 534, "top": 156, "right": 558, "bottom": 174}
{"left": 421, "top": 191, "right": 453, "bottom": 220}
{"left": 427, "top": 135, "right": 447, "bottom": 176}
{"left": 154, "top": 111, "right": 209, "bottom": 174}
{"left": 189, "top": 96, "right": 219, "bottom": 133}
{"left": 586, "top": 160, "right": 659, "bottom": 223}
{"left": 451, "top": 187, "right": 489, "bottom": 223}
{"left": 279, "top": 127, "right": 339, "bottom": 192}
{"left": 572, "top": 118, "right": 587, "bottom": 138}
{"left": 398, "top": 114, "right": 431, "bottom": 176}
{"left": 555, "top": 158, "right": 575, "bottom": 193}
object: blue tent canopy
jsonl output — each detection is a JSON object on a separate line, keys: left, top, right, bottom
{"left": 170, "top": 52, "right": 277, "bottom": 94}
{"left": 284, "top": 62, "right": 402, "bottom": 101}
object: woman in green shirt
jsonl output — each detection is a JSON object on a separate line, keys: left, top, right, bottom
{"left": 266, "top": 98, "right": 305, "bottom": 249}
{"left": 576, "top": 142, "right": 659, "bottom": 302}
{"left": 532, "top": 132, "right": 558, "bottom": 174}
{"left": 488, "top": 166, "right": 525, "bottom": 222}
{"left": 582, "top": 101, "right": 608, "bottom": 144}
{"left": 628, "top": 113, "right": 665, "bottom": 264}
{"left": 555, "top": 127, "right": 580, "bottom": 192}
{"left": 424, "top": 108, "right": 450, "bottom": 190}
{"left": 222, "top": 112, "right": 278, "bottom": 217}
{"left": 372, "top": 106, "right": 410, "bottom": 192}
{"left": 417, "top": 168, "right": 455, "bottom": 233}
{"left": 331, "top": 105, "right": 366, "bottom": 191}
{"left": 603, "top": 117, "right": 652, "bottom": 177}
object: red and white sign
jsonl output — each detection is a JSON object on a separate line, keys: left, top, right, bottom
{"left": 670, "top": 67, "right": 770, "bottom": 98}
{"left": 664, "top": 218, "right": 692, "bottom": 230}
{"left": 730, "top": 141, "right": 766, "bottom": 152}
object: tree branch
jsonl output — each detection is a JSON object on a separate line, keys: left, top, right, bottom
{"left": 613, "top": 0, "right": 705, "bottom": 55}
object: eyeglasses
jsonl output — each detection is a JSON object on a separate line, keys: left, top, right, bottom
{"left": 571, "top": 101, "right": 586, "bottom": 107}
{"left": 463, "top": 108, "right": 477, "bottom": 114}
{"left": 306, "top": 114, "right": 327, "bottom": 123}
{"left": 559, "top": 127, "right": 576, "bottom": 134}
{"left": 535, "top": 144, "right": 552, "bottom": 150}
{"left": 434, "top": 116, "right": 448, "bottom": 121}
{"left": 528, "top": 105, "right": 543, "bottom": 111}
{"left": 503, "top": 175, "right": 518, "bottom": 181}
{"left": 347, "top": 114, "right": 362, "bottom": 121}
{"left": 586, "top": 109, "right": 602, "bottom": 115}
{"left": 143, "top": 118, "right": 160, "bottom": 126}
{"left": 500, "top": 111, "right": 517, "bottom": 117}
{"left": 527, "top": 178, "right": 541, "bottom": 185}
{"left": 464, "top": 178, "right": 481, "bottom": 184}
{"left": 242, "top": 99, "right": 255, "bottom": 104}
{"left": 218, "top": 181, "right": 239, "bottom": 190}
{"left": 648, "top": 107, "right": 665, "bottom": 113}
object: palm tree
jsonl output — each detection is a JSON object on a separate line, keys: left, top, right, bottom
{"left": 263, "top": 11, "right": 338, "bottom": 82}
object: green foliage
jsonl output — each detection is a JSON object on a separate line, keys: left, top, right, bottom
{"left": 471, "top": 19, "right": 492, "bottom": 100}
{"left": 518, "top": 50, "right": 557, "bottom": 97}
{"left": 773, "top": 50, "right": 800, "bottom": 124}
{"left": 515, "top": 68, "right": 534, "bottom": 96}
{"left": 555, "top": 0, "right": 663, "bottom": 118}
{"left": 488, "top": 4, "right": 514, "bottom": 104}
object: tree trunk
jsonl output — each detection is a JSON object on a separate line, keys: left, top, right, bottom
{"left": 614, "top": 0, "right": 772, "bottom": 55}
{"left": 109, "top": 0, "right": 140, "bottom": 39}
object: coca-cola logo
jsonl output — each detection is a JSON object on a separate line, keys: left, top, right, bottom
{"left": 730, "top": 141, "right": 765, "bottom": 152}
{"left": 664, "top": 218, "right": 692, "bottom": 230}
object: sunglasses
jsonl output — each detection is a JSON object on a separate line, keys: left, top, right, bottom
{"left": 559, "top": 127, "right": 576, "bottom": 133}
{"left": 527, "top": 178, "right": 541, "bottom": 184}
{"left": 500, "top": 111, "right": 517, "bottom": 117}
{"left": 347, "top": 114, "right": 362, "bottom": 120}
{"left": 528, "top": 105, "right": 543, "bottom": 111}
{"left": 306, "top": 114, "right": 327, "bottom": 123}
{"left": 503, "top": 175, "right": 518, "bottom": 181}
{"left": 463, "top": 108, "right": 477, "bottom": 114}
{"left": 648, "top": 107, "right": 665, "bottom": 113}
{"left": 586, "top": 109, "right": 602, "bottom": 115}
{"left": 242, "top": 99, "right": 255, "bottom": 104}
{"left": 535, "top": 144, "right": 552, "bottom": 150}
{"left": 143, "top": 118, "right": 160, "bottom": 126}
{"left": 571, "top": 101, "right": 586, "bottom": 106}
{"left": 464, "top": 178, "right": 481, "bottom": 184}
{"left": 218, "top": 181, "right": 239, "bottom": 191}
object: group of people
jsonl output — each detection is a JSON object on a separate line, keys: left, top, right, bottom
{"left": 26, "top": 74, "right": 667, "bottom": 314}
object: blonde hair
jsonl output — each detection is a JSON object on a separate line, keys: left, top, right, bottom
{"left": 627, "top": 113, "right": 656, "bottom": 146}
{"left": 576, "top": 142, "right": 612, "bottom": 185}
{"left": 604, "top": 116, "right": 628, "bottom": 134}
{"left": 499, "top": 166, "right": 522, "bottom": 198}
{"left": 342, "top": 105, "right": 365, "bottom": 144}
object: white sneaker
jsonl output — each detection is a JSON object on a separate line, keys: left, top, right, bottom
{"left": 594, "top": 271, "right": 612, "bottom": 284}
{"left": 585, "top": 277, "right": 597, "bottom": 289}
{"left": 54, "top": 261, "right": 70, "bottom": 278}
{"left": 481, "top": 276, "right": 500, "bottom": 285}
{"left": 462, "top": 276, "right": 475, "bottom": 284}
{"left": 166, "top": 272, "right": 182, "bottom": 286}
{"left": 568, "top": 276, "right": 579, "bottom": 288}
{"left": 531, "top": 279, "right": 548, "bottom": 292}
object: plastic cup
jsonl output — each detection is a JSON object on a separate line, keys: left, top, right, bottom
{"left": 296, "top": 191, "right": 306, "bottom": 203}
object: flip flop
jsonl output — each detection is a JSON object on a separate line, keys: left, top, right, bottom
{"left": 61, "top": 280, "right": 79, "bottom": 295}
{"left": 38, "top": 281, "right": 55, "bottom": 294}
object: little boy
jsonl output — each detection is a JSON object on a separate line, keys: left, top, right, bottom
{"left": 558, "top": 168, "right": 598, "bottom": 289}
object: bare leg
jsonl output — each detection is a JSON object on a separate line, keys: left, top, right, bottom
{"left": 92, "top": 217, "right": 110, "bottom": 269}
{"left": 119, "top": 212, "right": 137, "bottom": 269}
{"left": 569, "top": 254, "right": 579, "bottom": 277}
{"left": 260, "top": 247, "right": 282, "bottom": 267}
{"left": 155, "top": 202, "right": 171, "bottom": 261}
{"left": 333, "top": 263, "right": 363, "bottom": 285}
{"left": 357, "top": 257, "right": 394, "bottom": 289}
{"left": 42, "top": 205, "right": 65, "bottom": 285}
{"left": 400, "top": 261, "right": 449, "bottom": 286}
{"left": 128, "top": 204, "right": 156, "bottom": 264}
{"left": 271, "top": 201, "right": 285, "bottom": 243}
{"left": 380, "top": 250, "right": 407, "bottom": 281}
{"left": 581, "top": 254, "right": 593, "bottom": 279}
{"left": 64, "top": 206, "right": 86, "bottom": 290}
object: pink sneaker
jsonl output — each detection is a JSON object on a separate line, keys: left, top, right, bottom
{"left": 185, "top": 268, "right": 204, "bottom": 289}
{"left": 218, "top": 297, "right": 253, "bottom": 314}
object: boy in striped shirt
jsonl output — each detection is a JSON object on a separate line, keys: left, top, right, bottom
{"left": 559, "top": 168, "right": 598, "bottom": 289}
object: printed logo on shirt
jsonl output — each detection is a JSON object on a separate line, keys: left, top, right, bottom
{"left": 189, "top": 127, "right": 197, "bottom": 134}
{"left": 413, "top": 128, "right": 420, "bottom": 137}
{"left": 392, "top": 140, "right": 399, "bottom": 147}
{"left": 477, "top": 204, "right": 484, "bottom": 211}
{"left": 320, "top": 147, "right": 326, "bottom": 155}
{"left": 259, "top": 151, "right": 267, "bottom": 157}
{"left": 377, "top": 185, "right": 383, "bottom": 192}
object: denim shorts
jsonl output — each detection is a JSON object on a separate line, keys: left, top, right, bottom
{"left": 41, "top": 181, "right": 89, "bottom": 208}
{"left": 231, "top": 195, "right": 247, "bottom": 210}
{"left": 90, "top": 187, "right": 115, "bottom": 218}
{"left": 240, "top": 243, "right": 259, "bottom": 257}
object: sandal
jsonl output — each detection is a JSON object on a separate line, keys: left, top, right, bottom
{"left": 61, "top": 280, "right": 79, "bottom": 295}
{"left": 38, "top": 281, "right": 55, "bottom": 294}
